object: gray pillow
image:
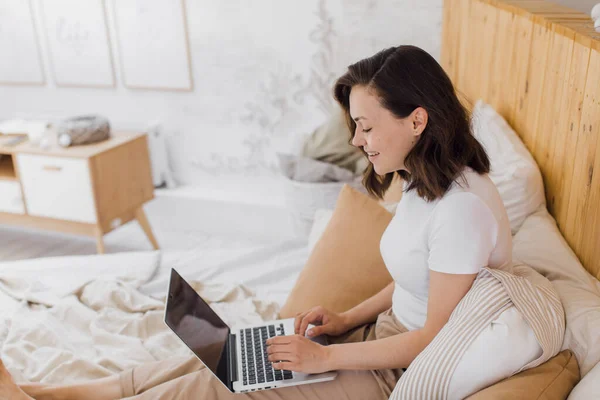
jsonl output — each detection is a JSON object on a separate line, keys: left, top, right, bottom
{"left": 302, "top": 108, "right": 367, "bottom": 175}
{"left": 277, "top": 153, "right": 355, "bottom": 183}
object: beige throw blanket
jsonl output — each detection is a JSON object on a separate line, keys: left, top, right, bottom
{"left": 0, "top": 251, "right": 280, "bottom": 384}
{"left": 391, "top": 263, "right": 565, "bottom": 400}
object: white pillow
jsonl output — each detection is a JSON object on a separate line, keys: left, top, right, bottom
{"left": 471, "top": 99, "right": 546, "bottom": 235}
{"left": 307, "top": 208, "right": 334, "bottom": 253}
{"left": 568, "top": 360, "right": 600, "bottom": 399}
{"left": 512, "top": 205, "right": 600, "bottom": 377}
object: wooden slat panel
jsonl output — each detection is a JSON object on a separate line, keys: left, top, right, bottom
{"left": 551, "top": 41, "right": 591, "bottom": 231}
{"left": 500, "top": 1, "right": 588, "bottom": 15}
{"left": 504, "top": 14, "right": 534, "bottom": 127}
{"left": 507, "top": 16, "right": 534, "bottom": 128}
{"left": 443, "top": 0, "right": 600, "bottom": 280}
{"left": 539, "top": 14, "right": 593, "bottom": 21}
{"left": 534, "top": 24, "right": 575, "bottom": 198}
{"left": 514, "top": 20, "right": 553, "bottom": 153}
{"left": 487, "top": 8, "right": 518, "bottom": 117}
{"left": 560, "top": 20, "right": 600, "bottom": 51}
{"left": 563, "top": 49, "right": 599, "bottom": 265}
{"left": 576, "top": 49, "right": 600, "bottom": 279}
{"left": 441, "top": 0, "right": 463, "bottom": 82}
{"left": 440, "top": 0, "right": 454, "bottom": 74}
{"left": 462, "top": 0, "right": 498, "bottom": 103}
{"left": 455, "top": 0, "right": 474, "bottom": 93}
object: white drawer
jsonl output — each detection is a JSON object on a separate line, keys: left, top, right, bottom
{"left": 17, "top": 154, "right": 97, "bottom": 223}
{"left": 0, "top": 180, "right": 25, "bottom": 214}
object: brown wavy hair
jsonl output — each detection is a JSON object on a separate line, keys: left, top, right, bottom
{"left": 333, "top": 45, "right": 490, "bottom": 202}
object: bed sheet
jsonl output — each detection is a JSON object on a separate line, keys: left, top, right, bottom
{"left": 512, "top": 205, "right": 600, "bottom": 378}
{"left": 0, "top": 236, "right": 309, "bottom": 384}
{"left": 138, "top": 237, "right": 309, "bottom": 307}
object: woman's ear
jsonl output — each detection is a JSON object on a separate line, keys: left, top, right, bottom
{"left": 412, "top": 107, "right": 428, "bottom": 135}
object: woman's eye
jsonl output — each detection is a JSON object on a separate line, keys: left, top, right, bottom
{"left": 362, "top": 128, "right": 372, "bottom": 133}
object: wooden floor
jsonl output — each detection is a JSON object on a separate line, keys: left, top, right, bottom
{"left": 0, "top": 194, "right": 295, "bottom": 262}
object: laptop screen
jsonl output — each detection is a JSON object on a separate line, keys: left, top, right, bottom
{"left": 165, "top": 269, "right": 230, "bottom": 387}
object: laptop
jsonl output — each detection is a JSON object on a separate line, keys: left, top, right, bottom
{"left": 164, "top": 268, "right": 338, "bottom": 393}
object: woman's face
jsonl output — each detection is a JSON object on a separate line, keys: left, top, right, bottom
{"left": 349, "top": 85, "right": 427, "bottom": 175}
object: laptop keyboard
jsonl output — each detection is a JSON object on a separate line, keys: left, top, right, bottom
{"left": 240, "top": 323, "right": 294, "bottom": 386}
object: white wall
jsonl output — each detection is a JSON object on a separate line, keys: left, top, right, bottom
{"left": 1, "top": 0, "right": 442, "bottom": 185}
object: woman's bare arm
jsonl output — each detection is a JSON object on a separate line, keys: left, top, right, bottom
{"left": 327, "top": 271, "right": 477, "bottom": 371}
{"left": 341, "top": 281, "right": 395, "bottom": 330}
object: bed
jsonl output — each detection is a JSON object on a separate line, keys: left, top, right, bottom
{"left": 0, "top": 0, "right": 599, "bottom": 398}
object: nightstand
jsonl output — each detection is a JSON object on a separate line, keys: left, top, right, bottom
{"left": 0, "top": 132, "right": 159, "bottom": 253}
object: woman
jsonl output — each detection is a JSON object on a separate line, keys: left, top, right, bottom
{"left": 0, "top": 45, "right": 539, "bottom": 400}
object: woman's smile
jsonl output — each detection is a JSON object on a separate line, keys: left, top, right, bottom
{"left": 366, "top": 150, "right": 380, "bottom": 161}
{"left": 368, "top": 152, "right": 380, "bottom": 161}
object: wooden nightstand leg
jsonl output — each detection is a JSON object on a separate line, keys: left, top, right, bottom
{"left": 95, "top": 227, "right": 106, "bottom": 254}
{"left": 135, "top": 206, "right": 159, "bottom": 250}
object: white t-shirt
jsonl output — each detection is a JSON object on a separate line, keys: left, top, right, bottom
{"left": 380, "top": 166, "right": 512, "bottom": 331}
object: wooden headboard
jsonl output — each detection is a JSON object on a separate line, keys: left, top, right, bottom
{"left": 441, "top": 0, "right": 600, "bottom": 280}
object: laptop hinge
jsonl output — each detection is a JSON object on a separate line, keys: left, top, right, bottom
{"left": 228, "top": 333, "right": 238, "bottom": 390}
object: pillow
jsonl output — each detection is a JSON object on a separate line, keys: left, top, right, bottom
{"left": 466, "top": 350, "right": 580, "bottom": 400}
{"left": 471, "top": 99, "right": 546, "bottom": 235}
{"left": 307, "top": 203, "right": 396, "bottom": 255}
{"left": 568, "top": 360, "right": 600, "bottom": 399}
{"left": 512, "top": 205, "right": 600, "bottom": 377}
{"left": 301, "top": 107, "right": 367, "bottom": 175}
{"left": 391, "top": 260, "right": 568, "bottom": 399}
{"left": 307, "top": 208, "right": 334, "bottom": 254}
{"left": 276, "top": 153, "right": 355, "bottom": 183}
{"left": 278, "top": 185, "right": 393, "bottom": 317}
{"left": 308, "top": 174, "right": 404, "bottom": 248}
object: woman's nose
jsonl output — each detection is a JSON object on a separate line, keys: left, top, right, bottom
{"left": 351, "top": 131, "right": 364, "bottom": 147}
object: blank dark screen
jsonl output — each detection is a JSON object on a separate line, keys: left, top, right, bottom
{"left": 165, "top": 269, "right": 230, "bottom": 386}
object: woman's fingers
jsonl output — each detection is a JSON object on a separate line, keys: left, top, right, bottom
{"left": 268, "top": 352, "right": 297, "bottom": 363}
{"left": 299, "top": 310, "right": 321, "bottom": 337}
{"left": 271, "top": 361, "right": 294, "bottom": 370}
{"left": 306, "top": 324, "right": 326, "bottom": 337}
{"left": 269, "top": 353, "right": 298, "bottom": 363}
{"left": 294, "top": 306, "right": 328, "bottom": 335}
{"left": 266, "top": 344, "right": 292, "bottom": 355}
{"left": 294, "top": 311, "right": 309, "bottom": 334}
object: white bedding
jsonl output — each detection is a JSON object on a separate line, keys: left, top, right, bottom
{"left": 2, "top": 200, "right": 599, "bottom": 397}
{"left": 0, "top": 238, "right": 309, "bottom": 384}
{"left": 512, "top": 205, "right": 600, "bottom": 377}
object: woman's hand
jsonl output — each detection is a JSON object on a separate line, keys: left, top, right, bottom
{"left": 294, "top": 306, "right": 352, "bottom": 337}
{"left": 266, "top": 334, "right": 333, "bottom": 374}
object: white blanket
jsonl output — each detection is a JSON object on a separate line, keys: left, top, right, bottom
{"left": 0, "top": 249, "right": 292, "bottom": 384}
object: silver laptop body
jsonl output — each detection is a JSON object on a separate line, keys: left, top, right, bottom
{"left": 164, "top": 268, "right": 337, "bottom": 394}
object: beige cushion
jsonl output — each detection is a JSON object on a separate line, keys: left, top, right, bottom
{"left": 279, "top": 185, "right": 393, "bottom": 318}
{"left": 466, "top": 350, "right": 580, "bottom": 400}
